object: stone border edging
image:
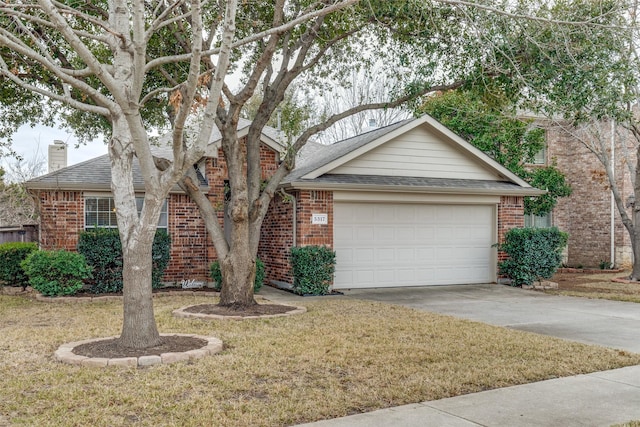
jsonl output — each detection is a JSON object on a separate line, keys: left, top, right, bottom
{"left": 35, "top": 290, "right": 219, "bottom": 303}
{"left": 54, "top": 333, "right": 223, "bottom": 368}
{"left": 557, "top": 268, "right": 624, "bottom": 274}
{"left": 172, "top": 304, "right": 307, "bottom": 320}
{"left": 612, "top": 277, "right": 640, "bottom": 284}
{"left": 522, "top": 281, "right": 558, "bottom": 290}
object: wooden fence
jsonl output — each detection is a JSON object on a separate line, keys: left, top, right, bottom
{"left": 0, "top": 225, "right": 38, "bottom": 245}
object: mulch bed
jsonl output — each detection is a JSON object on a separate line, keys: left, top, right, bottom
{"left": 183, "top": 303, "right": 297, "bottom": 317}
{"left": 73, "top": 336, "right": 208, "bottom": 358}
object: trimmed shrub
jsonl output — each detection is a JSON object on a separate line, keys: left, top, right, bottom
{"left": 497, "top": 227, "right": 568, "bottom": 287}
{"left": 210, "top": 258, "right": 264, "bottom": 293}
{"left": 152, "top": 230, "right": 172, "bottom": 288}
{"left": 77, "top": 229, "right": 121, "bottom": 293}
{"left": 21, "top": 250, "right": 92, "bottom": 296}
{"left": 0, "top": 242, "right": 38, "bottom": 288}
{"left": 290, "top": 245, "right": 336, "bottom": 295}
{"left": 78, "top": 228, "right": 171, "bottom": 293}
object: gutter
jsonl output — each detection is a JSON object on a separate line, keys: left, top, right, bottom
{"left": 282, "top": 181, "right": 546, "bottom": 197}
{"left": 24, "top": 182, "right": 192, "bottom": 194}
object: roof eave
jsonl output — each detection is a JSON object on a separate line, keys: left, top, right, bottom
{"left": 25, "top": 182, "right": 194, "bottom": 194}
{"left": 283, "top": 181, "right": 546, "bottom": 197}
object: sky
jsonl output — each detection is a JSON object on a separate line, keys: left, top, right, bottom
{"left": 2, "top": 123, "right": 108, "bottom": 178}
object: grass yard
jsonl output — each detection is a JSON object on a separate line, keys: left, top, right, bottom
{"left": 548, "top": 270, "right": 640, "bottom": 303}
{"left": 1, "top": 293, "right": 639, "bottom": 427}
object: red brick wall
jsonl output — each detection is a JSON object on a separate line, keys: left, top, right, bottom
{"left": 497, "top": 196, "right": 525, "bottom": 261}
{"left": 38, "top": 190, "right": 83, "bottom": 251}
{"left": 547, "top": 123, "right": 632, "bottom": 267}
{"left": 259, "top": 193, "right": 295, "bottom": 283}
{"left": 34, "top": 141, "right": 283, "bottom": 284}
{"left": 164, "top": 193, "right": 209, "bottom": 281}
{"left": 258, "top": 189, "right": 335, "bottom": 285}
{"left": 296, "top": 190, "right": 334, "bottom": 247}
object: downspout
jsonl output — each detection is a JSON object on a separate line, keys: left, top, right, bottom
{"left": 611, "top": 119, "right": 616, "bottom": 267}
{"left": 276, "top": 109, "right": 296, "bottom": 247}
{"left": 282, "top": 188, "right": 297, "bottom": 247}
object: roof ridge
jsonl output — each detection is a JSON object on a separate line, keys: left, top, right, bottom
{"left": 331, "top": 118, "right": 414, "bottom": 145}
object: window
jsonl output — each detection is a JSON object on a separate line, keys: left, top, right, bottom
{"left": 85, "top": 196, "right": 168, "bottom": 230}
{"left": 524, "top": 212, "right": 551, "bottom": 228}
{"left": 532, "top": 144, "right": 546, "bottom": 165}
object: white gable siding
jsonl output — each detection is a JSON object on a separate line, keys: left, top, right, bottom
{"left": 329, "top": 126, "right": 501, "bottom": 180}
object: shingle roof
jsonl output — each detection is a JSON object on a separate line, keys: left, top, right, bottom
{"left": 25, "top": 119, "right": 283, "bottom": 191}
{"left": 285, "top": 174, "right": 544, "bottom": 196}
{"left": 25, "top": 116, "right": 540, "bottom": 197}
{"left": 25, "top": 149, "right": 178, "bottom": 191}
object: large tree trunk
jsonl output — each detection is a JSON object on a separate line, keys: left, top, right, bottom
{"left": 119, "top": 234, "right": 161, "bottom": 348}
{"left": 219, "top": 248, "right": 257, "bottom": 308}
{"left": 110, "top": 118, "right": 162, "bottom": 349}
{"left": 218, "top": 182, "right": 258, "bottom": 308}
{"left": 630, "top": 147, "right": 640, "bottom": 280}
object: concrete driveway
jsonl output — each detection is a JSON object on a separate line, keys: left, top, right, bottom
{"left": 338, "top": 284, "right": 640, "bottom": 352}
{"left": 258, "top": 284, "right": 640, "bottom": 426}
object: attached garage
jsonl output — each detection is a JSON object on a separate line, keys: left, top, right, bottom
{"left": 333, "top": 201, "right": 495, "bottom": 288}
{"left": 278, "top": 114, "right": 545, "bottom": 289}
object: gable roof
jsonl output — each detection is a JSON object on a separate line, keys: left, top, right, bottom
{"left": 283, "top": 115, "right": 543, "bottom": 196}
{"left": 25, "top": 119, "right": 283, "bottom": 192}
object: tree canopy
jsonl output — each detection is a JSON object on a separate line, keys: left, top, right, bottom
{"left": 0, "top": 0, "right": 631, "bottom": 346}
{"left": 420, "top": 89, "right": 572, "bottom": 216}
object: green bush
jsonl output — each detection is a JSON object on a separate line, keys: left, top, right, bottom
{"left": 78, "top": 228, "right": 171, "bottom": 293}
{"left": 21, "top": 250, "right": 92, "bottom": 296}
{"left": 497, "top": 227, "right": 568, "bottom": 287}
{"left": 290, "top": 245, "right": 336, "bottom": 295}
{"left": 210, "top": 258, "right": 264, "bottom": 293}
{"left": 0, "top": 242, "right": 38, "bottom": 288}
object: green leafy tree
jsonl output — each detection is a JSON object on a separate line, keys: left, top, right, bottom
{"left": 420, "top": 90, "right": 571, "bottom": 215}
{"left": 0, "top": 0, "right": 629, "bottom": 348}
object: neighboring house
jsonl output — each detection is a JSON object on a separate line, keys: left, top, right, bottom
{"left": 26, "top": 115, "right": 542, "bottom": 289}
{"left": 537, "top": 122, "right": 634, "bottom": 268}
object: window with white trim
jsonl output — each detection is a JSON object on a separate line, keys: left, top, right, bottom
{"left": 85, "top": 196, "right": 168, "bottom": 230}
{"left": 532, "top": 143, "right": 546, "bottom": 165}
{"left": 524, "top": 212, "right": 551, "bottom": 228}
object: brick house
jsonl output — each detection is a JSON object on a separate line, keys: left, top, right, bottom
{"left": 535, "top": 121, "right": 634, "bottom": 268}
{"left": 26, "top": 115, "right": 542, "bottom": 289}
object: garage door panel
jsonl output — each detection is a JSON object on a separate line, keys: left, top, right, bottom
{"left": 354, "top": 248, "right": 375, "bottom": 262}
{"left": 416, "top": 248, "right": 435, "bottom": 259}
{"left": 377, "top": 248, "right": 395, "bottom": 262}
{"left": 334, "top": 202, "right": 494, "bottom": 288}
{"left": 356, "top": 226, "right": 375, "bottom": 241}
{"left": 396, "top": 248, "right": 415, "bottom": 261}
{"left": 416, "top": 226, "right": 435, "bottom": 240}
{"left": 376, "top": 226, "right": 395, "bottom": 240}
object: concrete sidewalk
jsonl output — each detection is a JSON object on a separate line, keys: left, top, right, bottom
{"left": 295, "top": 365, "right": 640, "bottom": 427}
{"left": 259, "top": 285, "right": 640, "bottom": 426}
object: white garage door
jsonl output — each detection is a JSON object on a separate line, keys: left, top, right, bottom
{"left": 333, "top": 202, "right": 495, "bottom": 288}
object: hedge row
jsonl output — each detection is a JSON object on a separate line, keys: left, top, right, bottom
{"left": 78, "top": 228, "right": 171, "bottom": 293}
{"left": 0, "top": 242, "right": 38, "bottom": 288}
